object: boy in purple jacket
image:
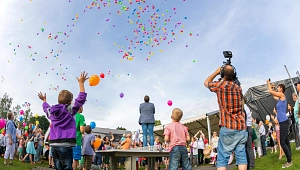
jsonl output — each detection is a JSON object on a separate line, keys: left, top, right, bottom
{"left": 38, "top": 72, "right": 88, "bottom": 170}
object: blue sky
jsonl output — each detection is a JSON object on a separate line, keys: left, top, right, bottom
{"left": 0, "top": 0, "right": 299, "bottom": 131}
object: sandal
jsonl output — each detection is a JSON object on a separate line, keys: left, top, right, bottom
{"left": 4, "top": 162, "right": 7, "bottom": 165}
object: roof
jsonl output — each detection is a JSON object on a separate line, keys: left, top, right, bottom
{"left": 153, "top": 110, "right": 220, "bottom": 139}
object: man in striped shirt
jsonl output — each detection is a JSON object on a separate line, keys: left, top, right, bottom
{"left": 204, "top": 65, "right": 248, "bottom": 170}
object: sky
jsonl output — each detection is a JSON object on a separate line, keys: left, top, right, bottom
{"left": 0, "top": 0, "right": 299, "bottom": 131}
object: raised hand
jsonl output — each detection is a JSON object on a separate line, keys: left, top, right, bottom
{"left": 76, "top": 71, "right": 89, "bottom": 83}
{"left": 38, "top": 92, "right": 46, "bottom": 102}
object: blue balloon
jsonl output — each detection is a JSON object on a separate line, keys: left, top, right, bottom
{"left": 19, "top": 116, "right": 23, "bottom": 121}
{"left": 90, "top": 122, "right": 96, "bottom": 129}
{"left": 32, "top": 125, "right": 35, "bottom": 130}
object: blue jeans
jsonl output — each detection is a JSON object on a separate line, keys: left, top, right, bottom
{"left": 94, "top": 152, "right": 102, "bottom": 165}
{"left": 142, "top": 123, "right": 154, "bottom": 146}
{"left": 217, "top": 127, "right": 248, "bottom": 168}
{"left": 169, "top": 146, "right": 191, "bottom": 170}
{"left": 51, "top": 146, "right": 73, "bottom": 170}
{"left": 34, "top": 144, "right": 43, "bottom": 162}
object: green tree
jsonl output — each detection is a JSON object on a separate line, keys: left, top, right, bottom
{"left": 29, "top": 115, "right": 50, "bottom": 133}
{"left": 0, "top": 93, "right": 13, "bottom": 118}
{"left": 12, "top": 104, "right": 21, "bottom": 122}
{"left": 116, "top": 126, "right": 126, "bottom": 130}
{"left": 24, "top": 109, "right": 33, "bottom": 123}
{"left": 154, "top": 120, "right": 162, "bottom": 126}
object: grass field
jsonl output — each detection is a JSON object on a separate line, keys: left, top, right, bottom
{"left": 1, "top": 143, "right": 300, "bottom": 170}
{"left": 232, "top": 142, "right": 300, "bottom": 170}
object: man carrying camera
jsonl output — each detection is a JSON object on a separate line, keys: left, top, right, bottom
{"left": 204, "top": 55, "right": 248, "bottom": 170}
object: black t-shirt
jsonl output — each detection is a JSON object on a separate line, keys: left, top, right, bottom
{"left": 290, "top": 111, "right": 296, "bottom": 125}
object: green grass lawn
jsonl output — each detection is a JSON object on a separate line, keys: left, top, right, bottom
{"left": 0, "top": 156, "right": 49, "bottom": 170}
{"left": 232, "top": 142, "right": 300, "bottom": 170}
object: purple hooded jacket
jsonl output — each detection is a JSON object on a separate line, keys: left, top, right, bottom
{"left": 42, "top": 92, "right": 87, "bottom": 144}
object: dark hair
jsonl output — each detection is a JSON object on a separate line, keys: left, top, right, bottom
{"left": 7, "top": 111, "right": 13, "bottom": 120}
{"left": 144, "top": 95, "right": 150, "bottom": 102}
{"left": 223, "top": 65, "right": 235, "bottom": 81}
{"left": 278, "top": 84, "right": 286, "bottom": 93}
{"left": 256, "top": 118, "right": 260, "bottom": 125}
{"left": 85, "top": 125, "right": 92, "bottom": 134}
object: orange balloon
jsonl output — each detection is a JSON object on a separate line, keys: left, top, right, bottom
{"left": 265, "top": 120, "right": 269, "bottom": 124}
{"left": 94, "top": 138, "right": 100, "bottom": 149}
{"left": 89, "top": 75, "right": 100, "bottom": 86}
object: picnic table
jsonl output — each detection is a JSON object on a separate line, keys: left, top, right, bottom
{"left": 97, "top": 148, "right": 169, "bottom": 169}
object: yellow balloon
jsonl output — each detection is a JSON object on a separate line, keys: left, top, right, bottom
{"left": 35, "top": 114, "right": 39, "bottom": 118}
{"left": 36, "top": 121, "right": 39, "bottom": 125}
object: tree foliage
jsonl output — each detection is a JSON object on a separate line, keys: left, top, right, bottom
{"left": 0, "top": 93, "right": 13, "bottom": 118}
{"left": 154, "top": 120, "right": 162, "bottom": 126}
{"left": 116, "top": 126, "right": 126, "bottom": 130}
{"left": 29, "top": 115, "right": 49, "bottom": 133}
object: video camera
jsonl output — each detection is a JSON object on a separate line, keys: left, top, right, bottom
{"left": 221, "top": 51, "right": 241, "bottom": 86}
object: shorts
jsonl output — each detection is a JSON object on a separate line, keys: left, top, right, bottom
{"left": 155, "top": 157, "right": 162, "bottom": 162}
{"left": 18, "top": 148, "right": 23, "bottom": 154}
{"left": 104, "top": 156, "right": 110, "bottom": 164}
{"left": 83, "top": 155, "right": 93, "bottom": 169}
{"left": 217, "top": 127, "right": 248, "bottom": 168}
{"left": 72, "top": 146, "right": 82, "bottom": 161}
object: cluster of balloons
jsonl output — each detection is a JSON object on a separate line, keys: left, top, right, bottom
{"left": 90, "top": 121, "right": 96, "bottom": 129}
{"left": 89, "top": 73, "right": 105, "bottom": 86}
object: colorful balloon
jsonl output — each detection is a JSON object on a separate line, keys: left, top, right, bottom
{"left": 25, "top": 126, "right": 28, "bottom": 130}
{"left": 265, "top": 120, "right": 269, "bottom": 124}
{"left": 23, "top": 122, "right": 27, "bottom": 127}
{"left": 20, "top": 110, "right": 24, "bottom": 115}
{"left": 100, "top": 73, "right": 105, "bottom": 78}
{"left": 25, "top": 131, "right": 28, "bottom": 137}
{"left": 19, "top": 116, "right": 23, "bottom": 121}
{"left": 32, "top": 125, "right": 35, "bottom": 130}
{"left": 120, "top": 93, "right": 124, "bottom": 98}
{"left": 90, "top": 122, "right": 96, "bottom": 129}
{"left": 36, "top": 121, "right": 39, "bottom": 125}
{"left": 0, "top": 119, "right": 5, "bottom": 129}
{"left": 89, "top": 75, "right": 100, "bottom": 86}
{"left": 167, "top": 100, "right": 172, "bottom": 106}
{"left": 266, "top": 115, "right": 270, "bottom": 121}
{"left": 35, "top": 114, "right": 39, "bottom": 118}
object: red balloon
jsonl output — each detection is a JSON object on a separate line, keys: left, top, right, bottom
{"left": 100, "top": 73, "right": 105, "bottom": 78}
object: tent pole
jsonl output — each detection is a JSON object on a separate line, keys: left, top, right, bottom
{"left": 284, "top": 65, "right": 297, "bottom": 94}
{"left": 206, "top": 115, "right": 211, "bottom": 144}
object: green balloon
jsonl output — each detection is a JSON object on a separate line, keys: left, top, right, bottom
{"left": 25, "top": 126, "right": 28, "bottom": 130}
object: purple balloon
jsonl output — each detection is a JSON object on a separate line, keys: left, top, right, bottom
{"left": 120, "top": 93, "right": 124, "bottom": 98}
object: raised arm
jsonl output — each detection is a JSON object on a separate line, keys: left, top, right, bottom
{"left": 109, "top": 132, "right": 114, "bottom": 142}
{"left": 267, "top": 80, "right": 284, "bottom": 100}
{"left": 204, "top": 67, "right": 221, "bottom": 88}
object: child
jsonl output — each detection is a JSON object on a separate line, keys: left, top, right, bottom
{"left": 104, "top": 141, "right": 112, "bottom": 170}
{"left": 38, "top": 71, "right": 88, "bottom": 169}
{"left": 154, "top": 136, "right": 162, "bottom": 170}
{"left": 18, "top": 136, "right": 24, "bottom": 161}
{"left": 22, "top": 133, "right": 36, "bottom": 164}
{"left": 163, "top": 108, "right": 191, "bottom": 170}
{"left": 82, "top": 125, "right": 95, "bottom": 170}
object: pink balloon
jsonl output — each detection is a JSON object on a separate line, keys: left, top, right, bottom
{"left": 23, "top": 122, "right": 27, "bottom": 127}
{"left": 167, "top": 100, "right": 172, "bottom": 106}
{"left": 20, "top": 110, "right": 24, "bottom": 115}
{"left": 0, "top": 119, "right": 5, "bottom": 129}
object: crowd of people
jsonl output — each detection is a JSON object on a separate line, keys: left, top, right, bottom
{"left": 0, "top": 68, "right": 299, "bottom": 170}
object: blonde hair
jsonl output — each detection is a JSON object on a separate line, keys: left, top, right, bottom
{"left": 58, "top": 90, "right": 73, "bottom": 104}
{"left": 172, "top": 108, "right": 183, "bottom": 122}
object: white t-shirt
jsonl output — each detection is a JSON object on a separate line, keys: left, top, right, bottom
{"left": 197, "top": 137, "right": 204, "bottom": 149}
{"left": 190, "top": 141, "right": 198, "bottom": 155}
{"left": 16, "top": 128, "right": 22, "bottom": 139}
{"left": 244, "top": 105, "right": 252, "bottom": 127}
